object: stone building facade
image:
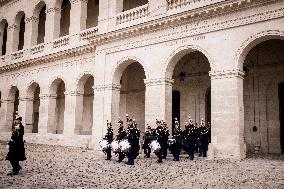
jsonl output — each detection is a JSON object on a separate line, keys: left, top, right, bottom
{"left": 0, "top": 0, "right": 283, "bottom": 159}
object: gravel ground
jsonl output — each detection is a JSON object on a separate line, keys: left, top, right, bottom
{"left": 0, "top": 142, "right": 283, "bottom": 189}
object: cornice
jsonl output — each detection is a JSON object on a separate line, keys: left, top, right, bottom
{"left": 93, "top": 84, "right": 121, "bottom": 91}
{"left": 144, "top": 78, "right": 174, "bottom": 86}
{"left": 209, "top": 69, "right": 245, "bottom": 80}
{"left": 0, "top": 44, "right": 96, "bottom": 74}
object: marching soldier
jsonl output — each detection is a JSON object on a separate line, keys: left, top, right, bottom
{"left": 6, "top": 116, "right": 26, "bottom": 176}
{"left": 199, "top": 118, "right": 209, "bottom": 157}
{"left": 183, "top": 118, "right": 196, "bottom": 160}
{"left": 161, "top": 121, "right": 169, "bottom": 159}
{"left": 154, "top": 120, "right": 164, "bottom": 163}
{"left": 170, "top": 118, "right": 183, "bottom": 161}
{"left": 126, "top": 118, "right": 140, "bottom": 165}
{"left": 194, "top": 121, "right": 200, "bottom": 153}
{"left": 143, "top": 125, "right": 153, "bottom": 158}
{"left": 116, "top": 120, "right": 127, "bottom": 162}
{"left": 103, "top": 120, "right": 113, "bottom": 160}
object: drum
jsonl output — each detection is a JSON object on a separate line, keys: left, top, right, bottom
{"left": 119, "top": 139, "right": 131, "bottom": 153}
{"left": 149, "top": 140, "right": 161, "bottom": 153}
{"left": 99, "top": 139, "right": 110, "bottom": 150}
{"left": 167, "top": 138, "right": 176, "bottom": 146}
{"left": 111, "top": 141, "right": 120, "bottom": 153}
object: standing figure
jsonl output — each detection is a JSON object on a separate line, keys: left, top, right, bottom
{"left": 6, "top": 117, "right": 26, "bottom": 176}
{"left": 116, "top": 119, "right": 127, "bottom": 162}
{"left": 104, "top": 120, "right": 113, "bottom": 160}
{"left": 199, "top": 118, "right": 209, "bottom": 157}
{"left": 184, "top": 121, "right": 196, "bottom": 160}
{"left": 126, "top": 118, "right": 140, "bottom": 165}
{"left": 170, "top": 119, "right": 183, "bottom": 161}
{"left": 154, "top": 120, "right": 164, "bottom": 163}
{"left": 143, "top": 125, "right": 153, "bottom": 158}
{"left": 162, "top": 121, "right": 169, "bottom": 159}
{"left": 194, "top": 121, "right": 200, "bottom": 153}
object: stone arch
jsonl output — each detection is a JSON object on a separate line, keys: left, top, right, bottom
{"left": 86, "top": 0, "right": 99, "bottom": 28}
{"left": 112, "top": 56, "right": 148, "bottom": 85}
{"left": 33, "top": 0, "right": 47, "bottom": 45}
{"left": 6, "top": 85, "right": 19, "bottom": 130}
{"left": 59, "top": 0, "right": 71, "bottom": 37}
{"left": 111, "top": 57, "right": 147, "bottom": 132}
{"left": 26, "top": 82, "right": 41, "bottom": 133}
{"left": 48, "top": 78, "right": 66, "bottom": 134}
{"left": 0, "top": 18, "right": 8, "bottom": 55}
{"left": 75, "top": 73, "right": 94, "bottom": 135}
{"left": 49, "top": 77, "right": 66, "bottom": 94}
{"left": 13, "top": 11, "right": 26, "bottom": 51}
{"left": 236, "top": 30, "right": 284, "bottom": 69}
{"left": 164, "top": 45, "right": 213, "bottom": 79}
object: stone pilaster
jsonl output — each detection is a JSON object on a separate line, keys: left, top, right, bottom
{"left": 0, "top": 98, "right": 14, "bottom": 132}
{"left": 208, "top": 69, "right": 246, "bottom": 159}
{"left": 63, "top": 90, "right": 84, "bottom": 136}
{"left": 18, "top": 96, "right": 34, "bottom": 133}
{"left": 44, "top": 7, "right": 61, "bottom": 43}
{"left": 24, "top": 16, "right": 39, "bottom": 49}
{"left": 144, "top": 78, "right": 174, "bottom": 130}
{"left": 7, "top": 24, "right": 20, "bottom": 53}
{"left": 98, "top": 0, "right": 123, "bottom": 33}
{"left": 91, "top": 83, "right": 121, "bottom": 150}
{"left": 38, "top": 94, "right": 53, "bottom": 134}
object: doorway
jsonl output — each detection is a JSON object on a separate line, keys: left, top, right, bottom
{"left": 172, "top": 90, "right": 180, "bottom": 133}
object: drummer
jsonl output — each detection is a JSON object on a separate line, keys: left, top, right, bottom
{"left": 116, "top": 119, "right": 127, "bottom": 162}
{"left": 154, "top": 120, "right": 165, "bottom": 163}
{"left": 104, "top": 120, "right": 113, "bottom": 160}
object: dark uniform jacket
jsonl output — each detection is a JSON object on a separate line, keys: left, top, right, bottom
{"left": 6, "top": 123, "right": 26, "bottom": 161}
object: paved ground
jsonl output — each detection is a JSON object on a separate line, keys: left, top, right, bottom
{"left": 0, "top": 142, "right": 283, "bottom": 189}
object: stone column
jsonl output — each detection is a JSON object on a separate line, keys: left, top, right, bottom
{"left": 46, "top": 94, "right": 57, "bottom": 134}
{"left": 6, "top": 24, "right": 20, "bottom": 53}
{"left": 0, "top": 98, "right": 14, "bottom": 132}
{"left": 208, "top": 69, "right": 246, "bottom": 159}
{"left": 144, "top": 78, "right": 174, "bottom": 130}
{"left": 38, "top": 94, "right": 52, "bottom": 134}
{"left": 18, "top": 96, "right": 34, "bottom": 133}
{"left": 92, "top": 84, "right": 121, "bottom": 150}
{"left": 44, "top": 7, "right": 61, "bottom": 43}
{"left": 63, "top": 90, "right": 83, "bottom": 136}
{"left": 70, "top": 0, "right": 87, "bottom": 34}
{"left": 24, "top": 16, "right": 39, "bottom": 49}
{"left": 98, "top": 0, "right": 123, "bottom": 33}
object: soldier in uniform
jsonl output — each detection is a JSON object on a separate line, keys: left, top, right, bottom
{"left": 194, "top": 121, "right": 200, "bottom": 153}
{"left": 170, "top": 118, "right": 183, "bottom": 161}
{"left": 199, "top": 118, "right": 209, "bottom": 157}
{"left": 103, "top": 120, "right": 113, "bottom": 160}
{"left": 6, "top": 116, "right": 26, "bottom": 176}
{"left": 183, "top": 116, "right": 196, "bottom": 160}
{"left": 143, "top": 125, "right": 153, "bottom": 158}
{"left": 154, "top": 120, "right": 164, "bottom": 163}
{"left": 161, "top": 121, "right": 169, "bottom": 159}
{"left": 116, "top": 119, "right": 127, "bottom": 162}
{"left": 126, "top": 118, "right": 140, "bottom": 165}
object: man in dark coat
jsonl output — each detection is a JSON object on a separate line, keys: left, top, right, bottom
{"left": 143, "top": 125, "right": 153, "bottom": 158}
{"left": 6, "top": 117, "right": 26, "bottom": 176}
{"left": 199, "top": 119, "right": 210, "bottom": 157}
{"left": 116, "top": 120, "right": 127, "bottom": 162}
{"left": 154, "top": 121, "right": 164, "bottom": 163}
{"left": 103, "top": 121, "right": 113, "bottom": 160}
{"left": 126, "top": 119, "right": 140, "bottom": 165}
{"left": 170, "top": 120, "right": 183, "bottom": 161}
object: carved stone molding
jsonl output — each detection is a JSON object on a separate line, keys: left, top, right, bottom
{"left": 93, "top": 84, "right": 121, "bottom": 91}
{"left": 144, "top": 78, "right": 174, "bottom": 87}
{"left": 209, "top": 69, "right": 245, "bottom": 80}
{"left": 45, "top": 7, "right": 61, "bottom": 14}
{"left": 64, "top": 90, "right": 84, "bottom": 96}
{"left": 39, "top": 94, "right": 57, "bottom": 99}
{"left": 18, "top": 96, "right": 33, "bottom": 101}
{"left": 25, "top": 16, "right": 39, "bottom": 24}
{"left": 7, "top": 24, "right": 20, "bottom": 31}
{"left": 70, "top": 0, "right": 88, "bottom": 4}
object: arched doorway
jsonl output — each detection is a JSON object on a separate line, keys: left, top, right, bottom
{"left": 26, "top": 82, "right": 40, "bottom": 133}
{"left": 75, "top": 74, "right": 94, "bottom": 135}
{"left": 60, "top": 0, "right": 71, "bottom": 37}
{"left": 113, "top": 60, "right": 146, "bottom": 132}
{"left": 33, "top": 1, "right": 46, "bottom": 44}
{"left": 0, "top": 19, "right": 8, "bottom": 55}
{"left": 243, "top": 39, "right": 284, "bottom": 154}
{"left": 14, "top": 11, "right": 25, "bottom": 51}
{"left": 48, "top": 79, "right": 65, "bottom": 134}
{"left": 170, "top": 51, "right": 211, "bottom": 130}
{"left": 86, "top": 0, "right": 99, "bottom": 28}
{"left": 7, "top": 86, "right": 19, "bottom": 129}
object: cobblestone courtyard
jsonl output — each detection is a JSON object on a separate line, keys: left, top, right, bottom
{"left": 0, "top": 142, "right": 283, "bottom": 189}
